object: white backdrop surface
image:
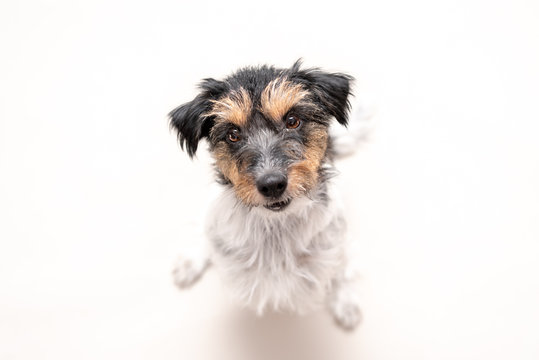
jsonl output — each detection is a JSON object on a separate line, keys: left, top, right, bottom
{"left": 1, "top": 1, "right": 538, "bottom": 359}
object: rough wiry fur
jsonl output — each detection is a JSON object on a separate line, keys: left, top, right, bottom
{"left": 207, "top": 178, "right": 346, "bottom": 314}
{"left": 169, "top": 60, "right": 360, "bottom": 330}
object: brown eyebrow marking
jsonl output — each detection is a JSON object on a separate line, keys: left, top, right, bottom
{"left": 205, "top": 87, "right": 252, "bottom": 127}
{"left": 260, "top": 78, "right": 310, "bottom": 122}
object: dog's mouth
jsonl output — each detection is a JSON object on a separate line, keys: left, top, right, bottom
{"left": 263, "top": 198, "right": 291, "bottom": 212}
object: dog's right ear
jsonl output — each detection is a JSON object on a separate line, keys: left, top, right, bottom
{"left": 169, "top": 78, "right": 228, "bottom": 158}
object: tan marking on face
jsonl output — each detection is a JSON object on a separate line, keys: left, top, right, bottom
{"left": 260, "top": 78, "right": 309, "bottom": 122}
{"left": 287, "top": 123, "right": 328, "bottom": 196}
{"left": 213, "top": 142, "right": 261, "bottom": 205}
{"left": 205, "top": 88, "right": 252, "bottom": 127}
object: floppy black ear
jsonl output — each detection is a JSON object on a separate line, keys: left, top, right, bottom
{"left": 169, "top": 78, "right": 227, "bottom": 157}
{"left": 290, "top": 61, "right": 353, "bottom": 126}
{"left": 309, "top": 71, "right": 353, "bottom": 126}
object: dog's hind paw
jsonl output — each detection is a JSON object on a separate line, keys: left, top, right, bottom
{"left": 172, "top": 254, "right": 209, "bottom": 289}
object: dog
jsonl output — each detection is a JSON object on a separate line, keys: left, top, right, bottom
{"left": 169, "top": 60, "right": 361, "bottom": 330}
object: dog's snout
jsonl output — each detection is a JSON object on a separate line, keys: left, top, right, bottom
{"left": 256, "top": 173, "right": 287, "bottom": 198}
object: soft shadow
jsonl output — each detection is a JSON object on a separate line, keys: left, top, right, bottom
{"left": 218, "top": 307, "right": 362, "bottom": 360}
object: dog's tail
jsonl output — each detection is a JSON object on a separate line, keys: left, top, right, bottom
{"left": 330, "top": 101, "right": 376, "bottom": 159}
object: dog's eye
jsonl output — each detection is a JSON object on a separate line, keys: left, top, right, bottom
{"left": 285, "top": 114, "right": 301, "bottom": 129}
{"left": 227, "top": 128, "right": 241, "bottom": 143}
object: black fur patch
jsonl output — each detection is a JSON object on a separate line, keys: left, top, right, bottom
{"left": 169, "top": 78, "right": 228, "bottom": 157}
{"left": 169, "top": 60, "right": 353, "bottom": 157}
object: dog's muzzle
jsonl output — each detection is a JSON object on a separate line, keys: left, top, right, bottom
{"left": 256, "top": 172, "right": 291, "bottom": 211}
{"left": 256, "top": 172, "right": 287, "bottom": 199}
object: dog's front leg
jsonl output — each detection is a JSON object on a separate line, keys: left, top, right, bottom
{"left": 328, "top": 264, "right": 361, "bottom": 330}
{"left": 172, "top": 250, "right": 210, "bottom": 289}
{"left": 172, "top": 227, "right": 211, "bottom": 289}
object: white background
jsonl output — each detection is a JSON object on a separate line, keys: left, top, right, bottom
{"left": 1, "top": 0, "right": 538, "bottom": 359}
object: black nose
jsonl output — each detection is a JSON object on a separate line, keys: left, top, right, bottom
{"left": 256, "top": 173, "right": 287, "bottom": 198}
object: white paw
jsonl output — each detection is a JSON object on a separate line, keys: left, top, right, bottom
{"left": 172, "top": 254, "right": 209, "bottom": 289}
{"left": 332, "top": 299, "right": 361, "bottom": 330}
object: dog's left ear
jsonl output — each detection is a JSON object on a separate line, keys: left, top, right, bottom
{"left": 169, "top": 78, "right": 227, "bottom": 158}
{"left": 290, "top": 62, "right": 353, "bottom": 126}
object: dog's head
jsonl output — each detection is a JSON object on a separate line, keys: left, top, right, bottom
{"left": 170, "top": 60, "right": 353, "bottom": 211}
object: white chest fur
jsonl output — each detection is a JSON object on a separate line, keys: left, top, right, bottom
{"left": 205, "top": 186, "right": 347, "bottom": 314}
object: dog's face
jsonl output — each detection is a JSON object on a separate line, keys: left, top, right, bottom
{"left": 170, "top": 61, "right": 352, "bottom": 211}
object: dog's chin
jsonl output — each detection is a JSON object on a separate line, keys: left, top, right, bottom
{"left": 263, "top": 198, "right": 292, "bottom": 212}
